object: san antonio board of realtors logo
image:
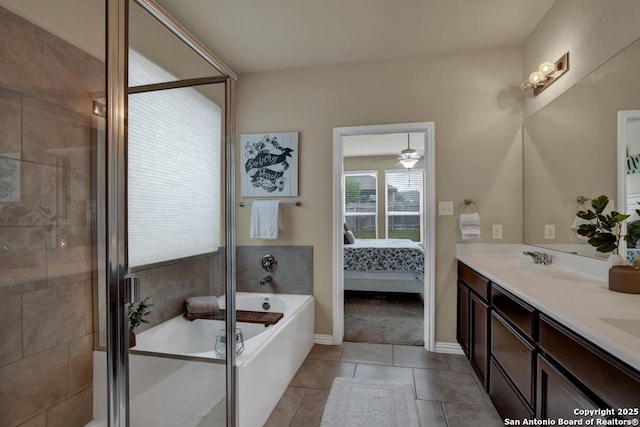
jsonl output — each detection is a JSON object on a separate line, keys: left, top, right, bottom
{"left": 241, "top": 132, "right": 298, "bottom": 197}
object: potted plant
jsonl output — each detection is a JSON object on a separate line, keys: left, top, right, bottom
{"left": 128, "top": 296, "right": 152, "bottom": 348}
{"left": 576, "top": 195, "right": 640, "bottom": 266}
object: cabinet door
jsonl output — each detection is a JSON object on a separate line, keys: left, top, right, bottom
{"left": 470, "top": 291, "right": 489, "bottom": 388}
{"left": 537, "top": 355, "right": 600, "bottom": 419}
{"left": 490, "top": 358, "right": 533, "bottom": 421}
{"left": 457, "top": 280, "right": 470, "bottom": 357}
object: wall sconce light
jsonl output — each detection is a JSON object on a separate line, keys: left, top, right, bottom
{"left": 521, "top": 52, "right": 569, "bottom": 96}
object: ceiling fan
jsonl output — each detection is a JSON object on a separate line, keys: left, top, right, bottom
{"left": 398, "top": 133, "right": 420, "bottom": 169}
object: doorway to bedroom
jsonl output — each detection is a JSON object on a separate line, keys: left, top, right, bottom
{"left": 332, "top": 123, "right": 436, "bottom": 350}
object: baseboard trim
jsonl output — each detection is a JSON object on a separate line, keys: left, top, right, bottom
{"left": 434, "top": 342, "right": 464, "bottom": 355}
{"left": 314, "top": 334, "right": 336, "bottom": 345}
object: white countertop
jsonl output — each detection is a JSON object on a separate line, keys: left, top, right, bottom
{"left": 456, "top": 244, "right": 640, "bottom": 372}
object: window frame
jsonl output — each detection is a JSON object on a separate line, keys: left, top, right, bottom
{"left": 384, "top": 168, "right": 424, "bottom": 243}
{"left": 343, "top": 170, "right": 379, "bottom": 239}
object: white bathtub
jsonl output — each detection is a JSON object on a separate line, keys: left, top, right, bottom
{"left": 90, "top": 292, "right": 314, "bottom": 427}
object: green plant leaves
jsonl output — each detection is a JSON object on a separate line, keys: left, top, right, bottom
{"left": 591, "top": 195, "right": 610, "bottom": 214}
{"left": 576, "top": 210, "right": 596, "bottom": 220}
{"left": 576, "top": 194, "right": 632, "bottom": 254}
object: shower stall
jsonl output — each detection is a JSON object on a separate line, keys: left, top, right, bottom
{"left": 0, "top": 0, "right": 240, "bottom": 426}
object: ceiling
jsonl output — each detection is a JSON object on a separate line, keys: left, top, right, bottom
{"left": 0, "top": 0, "right": 555, "bottom": 75}
{"left": 156, "top": 0, "right": 556, "bottom": 74}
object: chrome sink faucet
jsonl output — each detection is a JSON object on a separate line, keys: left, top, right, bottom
{"left": 523, "top": 251, "right": 553, "bottom": 265}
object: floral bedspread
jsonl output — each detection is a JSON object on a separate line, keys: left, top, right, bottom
{"left": 344, "top": 239, "right": 424, "bottom": 273}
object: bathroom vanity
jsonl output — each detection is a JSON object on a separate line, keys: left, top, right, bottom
{"left": 456, "top": 247, "right": 640, "bottom": 421}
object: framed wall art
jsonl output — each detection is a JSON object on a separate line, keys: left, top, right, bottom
{"left": 240, "top": 132, "right": 299, "bottom": 197}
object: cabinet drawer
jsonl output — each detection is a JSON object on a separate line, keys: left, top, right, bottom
{"left": 458, "top": 262, "right": 490, "bottom": 301}
{"left": 491, "top": 312, "right": 535, "bottom": 406}
{"left": 537, "top": 355, "right": 600, "bottom": 419}
{"left": 539, "top": 315, "right": 640, "bottom": 409}
{"left": 490, "top": 358, "right": 533, "bottom": 421}
{"left": 492, "top": 284, "right": 536, "bottom": 341}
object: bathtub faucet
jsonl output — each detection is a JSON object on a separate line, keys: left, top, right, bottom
{"left": 259, "top": 275, "right": 273, "bottom": 286}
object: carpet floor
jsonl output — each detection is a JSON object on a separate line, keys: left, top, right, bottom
{"left": 343, "top": 291, "right": 424, "bottom": 346}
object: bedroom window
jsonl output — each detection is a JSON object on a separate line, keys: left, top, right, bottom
{"left": 385, "top": 169, "right": 423, "bottom": 242}
{"left": 127, "top": 49, "right": 221, "bottom": 268}
{"left": 344, "top": 171, "right": 378, "bottom": 238}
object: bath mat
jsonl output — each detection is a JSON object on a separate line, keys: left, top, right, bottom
{"left": 320, "top": 378, "right": 419, "bottom": 427}
{"left": 186, "top": 309, "right": 283, "bottom": 326}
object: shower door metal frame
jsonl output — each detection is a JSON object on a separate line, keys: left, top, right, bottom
{"left": 106, "top": 1, "right": 237, "bottom": 426}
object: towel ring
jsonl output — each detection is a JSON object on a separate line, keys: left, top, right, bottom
{"left": 458, "top": 198, "right": 479, "bottom": 214}
{"left": 576, "top": 196, "right": 591, "bottom": 205}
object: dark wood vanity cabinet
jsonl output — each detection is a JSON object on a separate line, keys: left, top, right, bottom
{"left": 537, "top": 354, "right": 600, "bottom": 419}
{"left": 539, "top": 315, "right": 640, "bottom": 409}
{"left": 456, "top": 261, "right": 640, "bottom": 421}
{"left": 489, "top": 283, "right": 537, "bottom": 417}
{"left": 457, "top": 280, "right": 470, "bottom": 357}
{"left": 457, "top": 262, "right": 490, "bottom": 388}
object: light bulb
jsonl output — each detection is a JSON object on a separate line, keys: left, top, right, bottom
{"left": 538, "top": 61, "right": 557, "bottom": 75}
{"left": 400, "top": 158, "right": 418, "bottom": 169}
{"left": 529, "top": 71, "right": 545, "bottom": 85}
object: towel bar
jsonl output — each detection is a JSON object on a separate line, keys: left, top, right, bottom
{"left": 238, "top": 200, "right": 302, "bottom": 207}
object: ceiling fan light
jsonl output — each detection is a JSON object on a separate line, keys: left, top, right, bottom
{"left": 400, "top": 158, "right": 418, "bottom": 169}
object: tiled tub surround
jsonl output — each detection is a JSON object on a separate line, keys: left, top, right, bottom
{"left": 96, "top": 251, "right": 224, "bottom": 346}
{"left": 236, "top": 246, "right": 313, "bottom": 294}
{"left": 456, "top": 244, "right": 640, "bottom": 372}
{"left": 0, "top": 6, "right": 104, "bottom": 427}
{"left": 90, "top": 293, "right": 315, "bottom": 427}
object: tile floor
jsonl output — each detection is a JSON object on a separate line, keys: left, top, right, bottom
{"left": 264, "top": 342, "right": 504, "bottom": 427}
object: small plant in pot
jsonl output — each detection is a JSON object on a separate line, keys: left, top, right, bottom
{"left": 128, "top": 296, "right": 152, "bottom": 348}
{"left": 576, "top": 195, "right": 640, "bottom": 266}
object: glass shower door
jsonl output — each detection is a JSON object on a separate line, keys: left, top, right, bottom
{"left": 102, "top": 1, "right": 237, "bottom": 425}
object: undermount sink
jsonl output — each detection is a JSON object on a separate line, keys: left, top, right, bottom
{"left": 600, "top": 318, "right": 640, "bottom": 339}
{"left": 505, "top": 258, "right": 591, "bottom": 281}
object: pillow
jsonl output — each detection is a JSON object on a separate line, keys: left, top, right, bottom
{"left": 345, "top": 230, "right": 356, "bottom": 244}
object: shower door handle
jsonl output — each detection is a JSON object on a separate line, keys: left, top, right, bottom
{"left": 125, "top": 275, "right": 141, "bottom": 304}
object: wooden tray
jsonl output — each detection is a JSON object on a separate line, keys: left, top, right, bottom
{"left": 186, "top": 309, "right": 284, "bottom": 326}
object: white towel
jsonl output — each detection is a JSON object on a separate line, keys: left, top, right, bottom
{"left": 250, "top": 200, "right": 283, "bottom": 239}
{"left": 459, "top": 212, "right": 481, "bottom": 240}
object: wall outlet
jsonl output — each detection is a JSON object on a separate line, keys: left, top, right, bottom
{"left": 492, "top": 224, "right": 503, "bottom": 239}
{"left": 544, "top": 224, "right": 556, "bottom": 240}
{"left": 438, "top": 201, "right": 454, "bottom": 216}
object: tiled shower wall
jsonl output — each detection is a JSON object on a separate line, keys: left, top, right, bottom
{"left": 236, "top": 246, "right": 313, "bottom": 294}
{"left": 0, "top": 7, "right": 103, "bottom": 427}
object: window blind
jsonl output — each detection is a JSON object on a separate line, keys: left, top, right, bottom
{"left": 128, "top": 49, "right": 221, "bottom": 267}
{"left": 385, "top": 169, "right": 423, "bottom": 242}
{"left": 344, "top": 171, "right": 377, "bottom": 238}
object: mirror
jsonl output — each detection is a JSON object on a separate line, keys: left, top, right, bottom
{"left": 523, "top": 36, "right": 640, "bottom": 259}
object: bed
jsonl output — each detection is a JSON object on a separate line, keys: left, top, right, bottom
{"left": 343, "top": 238, "right": 424, "bottom": 294}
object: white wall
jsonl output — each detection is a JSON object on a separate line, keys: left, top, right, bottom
{"left": 236, "top": 48, "right": 523, "bottom": 342}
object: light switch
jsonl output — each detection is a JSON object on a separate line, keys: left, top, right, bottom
{"left": 438, "top": 201, "right": 454, "bottom": 216}
{"left": 492, "top": 224, "right": 503, "bottom": 240}
{"left": 544, "top": 224, "right": 556, "bottom": 240}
